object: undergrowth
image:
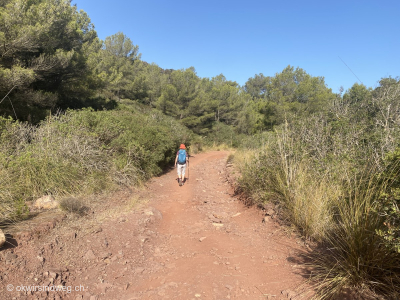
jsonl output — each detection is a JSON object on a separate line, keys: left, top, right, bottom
{"left": 234, "top": 113, "right": 400, "bottom": 299}
{"left": 0, "top": 103, "right": 193, "bottom": 222}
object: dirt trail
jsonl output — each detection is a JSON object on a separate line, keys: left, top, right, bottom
{"left": 1, "top": 151, "right": 310, "bottom": 300}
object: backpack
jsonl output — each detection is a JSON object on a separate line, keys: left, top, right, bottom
{"left": 178, "top": 149, "right": 186, "bottom": 164}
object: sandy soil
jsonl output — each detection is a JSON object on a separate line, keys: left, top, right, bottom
{"left": 0, "top": 151, "right": 312, "bottom": 300}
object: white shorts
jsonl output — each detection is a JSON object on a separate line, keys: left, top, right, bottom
{"left": 177, "top": 164, "right": 186, "bottom": 177}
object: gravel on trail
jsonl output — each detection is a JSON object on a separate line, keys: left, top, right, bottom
{"left": 0, "top": 151, "right": 312, "bottom": 300}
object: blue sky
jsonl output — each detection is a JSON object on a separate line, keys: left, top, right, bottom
{"left": 73, "top": 0, "right": 400, "bottom": 93}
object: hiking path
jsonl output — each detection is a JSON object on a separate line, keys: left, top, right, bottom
{"left": 1, "top": 151, "right": 310, "bottom": 300}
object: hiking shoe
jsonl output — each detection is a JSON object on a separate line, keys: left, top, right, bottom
{"left": 178, "top": 179, "right": 182, "bottom": 186}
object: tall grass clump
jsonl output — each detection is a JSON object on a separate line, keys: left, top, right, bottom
{"left": 0, "top": 103, "right": 193, "bottom": 222}
{"left": 309, "top": 171, "right": 400, "bottom": 299}
{"left": 235, "top": 82, "right": 400, "bottom": 298}
{"left": 236, "top": 121, "right": 338, "bottom": 240}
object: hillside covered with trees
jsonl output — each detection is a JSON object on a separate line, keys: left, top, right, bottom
{"left": 1, "top": 0, "right": 400, "bottom": 299}
{"left": 0, "top": 0, "right": 336, "bottom": 133}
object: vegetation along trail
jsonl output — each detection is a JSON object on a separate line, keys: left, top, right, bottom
{"left": 1, "top": 151, "right": 310, "bottom": 300}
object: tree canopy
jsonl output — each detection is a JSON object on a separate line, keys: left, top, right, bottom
{"left": 0, "top": 0, "right": 398, "bottom": 141}
{"left": 0, "top": 0, "right": 98, "bottom": 122}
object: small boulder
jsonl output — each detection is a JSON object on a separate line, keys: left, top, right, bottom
{"left": 0, "top": 229, "right": 6, "bottom": 248}
{"left": 34, "top": 195, "right": 58, "bottom": 210}
{"left": 263, "top": 216, "right": 272, "bottom": 223}
{"left": 83, "top": 250, "right": 96, "bottom": 261}
{"left": 142, "top": 207, "right": 163, "bottom": 225}
{"left": 265, "top": 208, "right": 275, "bottom": 216}
{"left": 143, "top": 207, "right": 163, "bottom": 220}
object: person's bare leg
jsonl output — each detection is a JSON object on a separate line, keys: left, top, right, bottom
{"left": 177, "top": 165, "right": 182, "bottom": 185}
{"left": 181, "top": 165, "right": 186, "bottom": 184}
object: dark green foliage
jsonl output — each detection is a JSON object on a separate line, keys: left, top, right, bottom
{"left": 0, "top": 1, "right": 338, "bottom": 148}
{"left": 91, "top": 32, "right": 141, "bottom": 101}
{"left": 205, "top": 122, "right": 245, "bottom": 148}
{"left": 0, "top": 0, "right": 99, "bottom": 122}
{"left": 244, "top": 73, "right": 268, "bottom": 98}
{"left": 58, "top": 103, "right": 193, "bottom": 178}
{"left": 243, "top": 66, "right": 336, "bottom": 130}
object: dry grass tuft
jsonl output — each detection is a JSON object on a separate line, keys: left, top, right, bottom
{"left": 59, "top": 197, "right": 88, "bottom": 215}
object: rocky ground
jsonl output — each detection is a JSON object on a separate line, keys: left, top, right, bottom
{"left": 0, "top": 151, "right": 313, "bottom": 300}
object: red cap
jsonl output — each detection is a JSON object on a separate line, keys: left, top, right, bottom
{"left": 179, "top": 144, "right": 186, "bottom": 149}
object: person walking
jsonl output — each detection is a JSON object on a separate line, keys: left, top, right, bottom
{"left": 175, "top": 144, "right": 188, "bottom": 186}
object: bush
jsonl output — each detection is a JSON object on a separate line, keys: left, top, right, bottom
{"left": 236, "top": 137, "right": 336, "bottom": 241}
{"left": 235, "top": 111, "right": 400, "bottom": 298}
{"left": 0, "top": 103, "right": 194, "bottom": 222}
{"left": 374, "top": 149, "right": 400, "bottom": 254}
{"left": 59, "top": 197, "right": 88, "bottom": 215}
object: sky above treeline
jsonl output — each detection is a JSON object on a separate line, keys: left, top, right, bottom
{"left": 73, "top": 0, "right": 400, "bottom": 93}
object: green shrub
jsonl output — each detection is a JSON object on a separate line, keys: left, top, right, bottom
{"left": 374, "top": 149, "right": 400, "bottom": 253}
{"left": 0, "top": 103, "right": 194, "bottom": 222}
{"left": 205, "top": 122, "right": 246, "bottom": 148}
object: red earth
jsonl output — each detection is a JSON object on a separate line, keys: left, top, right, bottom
{"left": 0, "top": 151, "right": 312, "bottom": 300}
